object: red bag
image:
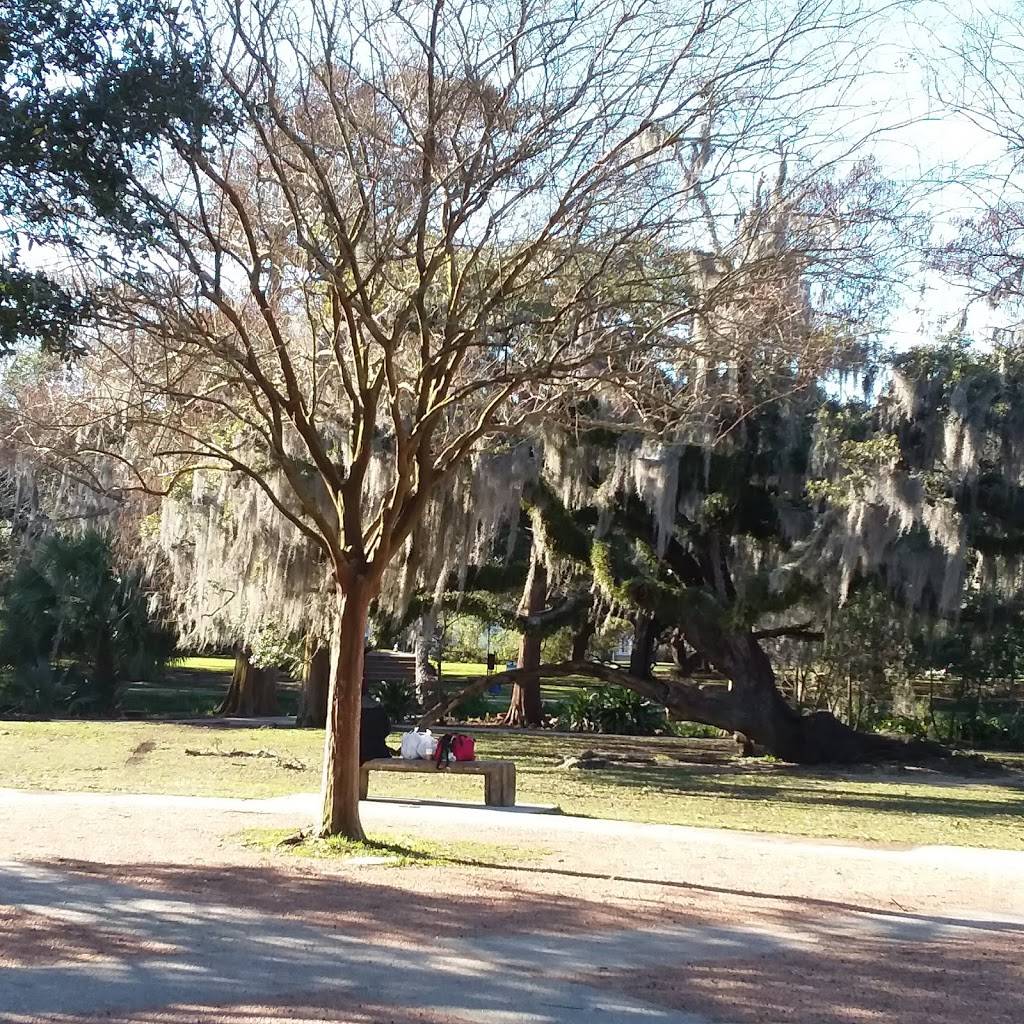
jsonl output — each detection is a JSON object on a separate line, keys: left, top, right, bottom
{"left": 451, "top": 734, "right": 475, "bottom": 762}
{"left": 434, "top": 733, "right": 476, "bottom": 766}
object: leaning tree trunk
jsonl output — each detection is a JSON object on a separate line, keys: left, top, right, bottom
{"left": 296, "top": 639, "right": 330, "bottom": 728}
{"left": 629, "top": 614, "right": 659, "bottom": 679}
{"left": 688, "top": 630, "right": 946, "bottom": 764}
{"left": 219, "top": 649, "right": 279, "bottom": 717}
{"left": 422, "top": 641, "right": 949, "bottom": 766}
{"left": 320, "top": 580, "right": 372, "bottom": 840}
{"left": 503, "top": 553, "right": 547, "bottom": 727}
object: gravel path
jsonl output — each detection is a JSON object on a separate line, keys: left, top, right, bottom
{"left": 1, "top": 788, "right": 1022, "bottom": 1023}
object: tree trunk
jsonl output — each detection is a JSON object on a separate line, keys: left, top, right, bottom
{"left": 319, "top": 581, "right": 371, "bottom": 840}
{"left": 570, "top": 619, "right": 595, "bottom": 662}
{"left": 93, "top": 624, "right": 118, "bottom": 715}
{"left": 296, "top": 640, "right": 330, "bottom": 728}
{"left": 218, "top": 649, "right": 279, "bottom": 717}
{"left": 689, "top": 632, "right": 947, "bottom": 764}
{"left": 629, "top": 614, "right": 658, "bottom": 679}
{"left": 414, "top": 611, "right": 437, "bottom": 708}
{"left": 423, "top": 651, "right": 950, "bottom": 766}
{"left": 503, "top": 552, "right": 546, "bottom": 727}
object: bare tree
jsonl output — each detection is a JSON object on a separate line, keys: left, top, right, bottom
{"left": 928, "top": 4, "right": 1024, "bottom": 319}
{"left": 11, "top": 0, "right": 902, "bottom": 838}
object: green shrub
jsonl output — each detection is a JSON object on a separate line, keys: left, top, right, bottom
{"left": 958, "top": 710, "right": 1024, "bottom": 751}
{"left": 450, "top": 690, "right": 491, "bottom": 720}
{"left": 668, "top": 720, "right": 727, "bottom": 739}
{"left": 543, "top": 699, "right": 567, "bottom": 727}
{"left": 870, "top": 713, "right": 930, "bottom": 739}
{"left": 866, "top": 707, "right": 1024, "bottom": 751}
{"left": 0, "top": 660, "right": 70, "bottom": 717}
{"left": 558, "top": 690, "right": 596, "bottom": 732}
{"left": 370, "top": 678, "right": 419, "bottom": 722}
{"left": 557, "top": 686, "right": 666, "bottom": 736}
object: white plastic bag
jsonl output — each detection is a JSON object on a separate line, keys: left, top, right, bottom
{"left": 416, "top": 731, "right": 438, "bottom": 760}
{"left": 400, "top": 729, "right": 437, "bottom": 760}
{"left": 400, "top": 729, "right": 424, "bottom": 759}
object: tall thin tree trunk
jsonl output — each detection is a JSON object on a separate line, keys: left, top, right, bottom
{"left": 629, "top": 614, "right": 658, "bottom": 679}
{"left": 320, "top": 581, "right": 371, "bottom": 840}
{"left": 219, "top": 649, "right": 279, "bottom": 716}
{"left": 93, "top": 624, "right": 118, "bottom": 715}
{"left": 504, "top": 553, "right": 546, "bottom": 727}
{"left": 296, "top": 639, "right": 330, "bottom": 728}
{"left": 414, "top": 610, "right": 437, "bottom": 708}
{"left": 571, "top": 619, "right": 595, "bottom": 662}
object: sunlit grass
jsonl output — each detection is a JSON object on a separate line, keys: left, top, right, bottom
{"left": 1, "top": 720, "right": 1022, "bottom": 849}
{"left": 240, "top": 827, "right": 543, "bottom": 866}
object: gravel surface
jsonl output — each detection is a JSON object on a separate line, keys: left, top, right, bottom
{"left": 1, "top": 788, "right": 1022, "bottom": 1024}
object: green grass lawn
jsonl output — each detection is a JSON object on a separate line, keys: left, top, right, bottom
{"left": 121, "top": 656, "right": 303, "bottom": 717}
{"left": 120, "top": 655, "right": 626, "bottom": 719}
{"left": 121, "top": 656, "right": 594, "bottom": 719}
{"left": 1, "top": 720, "right": 1022, "bottom": 850}
{"left": 241, "top": 828, "right": 545, "bottom": 867}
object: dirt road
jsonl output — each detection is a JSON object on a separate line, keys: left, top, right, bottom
{"left": 1, "top": 789, "right": 1021, "bottom": 1023}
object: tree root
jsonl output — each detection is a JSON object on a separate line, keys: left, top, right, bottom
{"left": 184, "top": 747, "right": 307, "bottom": 771}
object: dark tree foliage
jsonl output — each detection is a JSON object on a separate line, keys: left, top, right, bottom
{"left": 0, "top": 531, "right": 175, "bottom": 715}
{"left": 0, "top": 0, "right": 220, "bottom": 352}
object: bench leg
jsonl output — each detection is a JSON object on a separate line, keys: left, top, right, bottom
{"left": 359, "top": 766, "right": 369, "bottom": 801}
{"left": 484, "top": 767, "right": 516, "bottom": 807}
{"left": 484, "top": 771, "right": 500, "bottom": 806}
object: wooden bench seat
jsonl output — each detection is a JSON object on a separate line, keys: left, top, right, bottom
{"left": 359, "top": 757, "right": 516, "bottom": 807}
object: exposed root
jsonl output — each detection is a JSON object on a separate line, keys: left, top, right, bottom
{"left": 184, "top": 747, "right": 307, "bottom": 771}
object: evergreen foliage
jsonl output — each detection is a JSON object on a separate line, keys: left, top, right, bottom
{"left": 0, "top": 0, "right": 220, "bottom": 351}
{"left": 0, "top": 531, "right": 175, "bottom": 715}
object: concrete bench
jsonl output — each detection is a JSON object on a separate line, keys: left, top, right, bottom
{"left": 359, "top": 757, "right": 516, "bottom": 807}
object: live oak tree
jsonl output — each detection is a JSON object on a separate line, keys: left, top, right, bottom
{"left": 9, "top": 0, "right": 910, "bottom": 838}
{"left": 426, "top": 341, "right": 1024, "bottom": 763}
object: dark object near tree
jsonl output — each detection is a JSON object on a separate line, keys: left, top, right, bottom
{"left": 359, "top": 694, "right": 392, "bottom": 764}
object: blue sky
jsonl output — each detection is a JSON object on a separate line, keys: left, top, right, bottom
{"left": 856, "top": 0, "right": 1015, "bottom": 349}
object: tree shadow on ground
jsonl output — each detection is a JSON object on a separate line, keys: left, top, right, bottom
{"left": 476, "top": 859, "right": 1024, "bottom": 935}
{"left": 5, "top": 855, "right": 1022, "bottom": 1024}
{"left": 0, "top": 856, "right": 747, "bottom": 1024}
{"left": 576, "top": 762, "right": 1024, "bottom": 820}
{"left": 32, "top": 1003, "right": 461, "bottom": 1023}
{"left": 15, "top": 855, "right": 648, "bottom": 945}
{"left": 594, "top": 918, "right": 1024, "bottom": 1024}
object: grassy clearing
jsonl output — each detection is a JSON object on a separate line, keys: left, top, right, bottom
{"left": 1, "top": 720, "right": 1022, "bottom": 849}
{"left": 174, "top": 656, "right": 238, "bottom": 675}
{"left": 121, "top": 655, "right": 601, "bottom": 719}
{"left": 240, "top": 827, "right": 543, "bottom": 867}
{"left": 121, "top": 656, "right": 301, "bottom": 717}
